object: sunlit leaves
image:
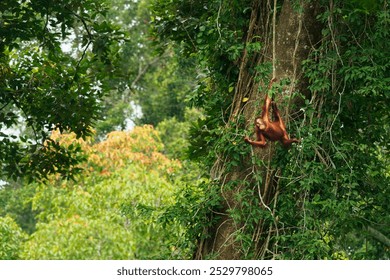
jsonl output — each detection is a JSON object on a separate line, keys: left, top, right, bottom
{"left": 22, "top": 216, "right": 134, "bottom": 260}
{"left": 14, "top": 125, "right": 194, "bottom": 259}
{"left": 0, "top": 216, "right": 27, "bottom": 260}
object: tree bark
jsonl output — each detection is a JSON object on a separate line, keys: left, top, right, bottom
{"left": 195, "top": 0, "right": 322, "bottom": 260}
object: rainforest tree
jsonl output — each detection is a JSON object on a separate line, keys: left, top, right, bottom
{"left": 151, "top": 0, "right": 389, "bottom": 259}
{"left": 0, "top": 0, "right": 123, "bottom": 180}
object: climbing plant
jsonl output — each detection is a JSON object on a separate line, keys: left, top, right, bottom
{"left": 151, "top": 0, "right": 389, "bottom": 259}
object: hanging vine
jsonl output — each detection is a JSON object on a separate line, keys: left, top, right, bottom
{"left": 151, "top": 0, "right": 390, "bottom": 259}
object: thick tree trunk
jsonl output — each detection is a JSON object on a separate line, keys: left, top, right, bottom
{"left": 195, "top": 0, "right": 322, "bottom": 260}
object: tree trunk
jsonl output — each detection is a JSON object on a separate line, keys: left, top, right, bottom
{"left": 195, "top": 0, "right": 322, "bottom": 260}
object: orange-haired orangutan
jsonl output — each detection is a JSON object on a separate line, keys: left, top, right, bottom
{"left": 244, "top": 79, "right": 299, "bottom": 148}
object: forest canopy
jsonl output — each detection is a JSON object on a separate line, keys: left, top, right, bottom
{"left": 0, "top": 0, "right": 389, "bottom": 260}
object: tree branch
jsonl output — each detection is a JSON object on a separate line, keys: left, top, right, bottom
{"left": 366, "top": 226, "right": 390, "bottom": 247}
{"left": 130, "top": 57, "right": 160, "bottom": 91}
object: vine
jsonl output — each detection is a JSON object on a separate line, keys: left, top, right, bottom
{"left": 151, "top": 0, "right": 389, "bottom": 259}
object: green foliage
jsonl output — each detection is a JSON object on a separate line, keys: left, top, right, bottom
{"left": 151, "top": 0, "right": 389, "bottom": 260}
{"left": 0, "top": 126, "right": 204, "bottom": 259}
{"left": 89, "top": 0, "right": 199, "bottom": 137}
{"left": 94, "top": 97, "right": 134, "bottom": 136}
{"left": 151, "top": 0, "right": 253, "bottom": 162}
{"left": 22, "top": 215, "right": 134, "bottom": 260}
{"left": 92, "top": 0, "right": 152, "bottom": 135}
{"left": 135, "top": 50, "right": 197, "bottom": 126}
{"left": 272, "top": 0, "right": 390, "bottom": 259}
{"left": 0, "top": 0, "right": 124, "bottom": 181}
{"left": 0, "top": 216, "right": 27, "bottom": 260}
{"left": 0, "top": 184, "right": 37, "bottom": 234}
{"left": 158, "top": 180, "right": 222, "bottom": 257}
{"left": 1, "top": 0, "right": 388, "bottom": 261}
{"left": 157, "top": 107, "right": 203, "bottom": 160}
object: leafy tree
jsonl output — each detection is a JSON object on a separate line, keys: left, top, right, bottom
{"left": 20, "top": 126, "right": 199, "bottom": 259}
{"left": 135, "top": 48, "right": 197, "bottom": 126}
{"left": 0, "top": 184, "right": 37, "bottom": 234}
{"left": 151, "top": 0, "right": 389, "bottom": 260}
{"left": 0, "top": 0, "right": 124, "bottom": 180}
{"left": 0, "top": 216, "right": 27, "bottom": 260}
{"left": 23, "top": 215, "right": 135, "bottom": 259}
{"left": 157, "top": 107, "right": 203, "bottom": 160}
{"left": 91, "top": 0, "right": 198, "bottom": 136}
